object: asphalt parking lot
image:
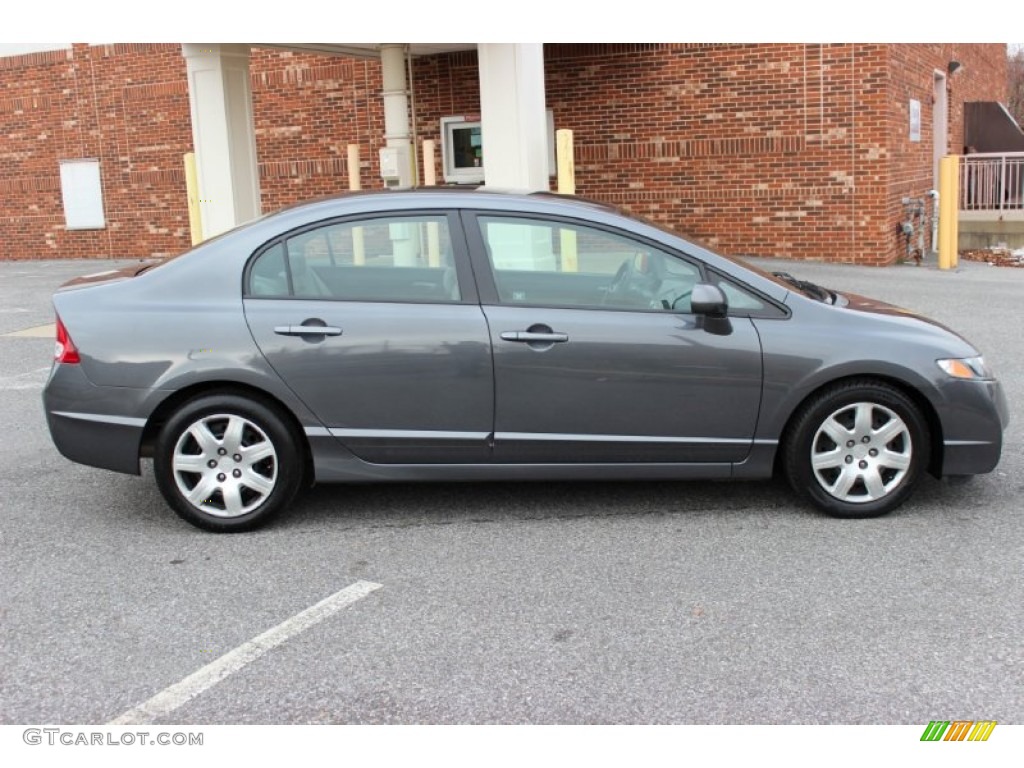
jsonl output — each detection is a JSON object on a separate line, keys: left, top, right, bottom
{"left": 0, "top": 256, "right": 1021, "bottom": 726}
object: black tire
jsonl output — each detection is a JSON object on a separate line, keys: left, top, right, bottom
{"left": 782, "top": 380, "right": 930, "bottom": 518}
{"left": 153, "top": 394, "right": 304, "bottom": 532}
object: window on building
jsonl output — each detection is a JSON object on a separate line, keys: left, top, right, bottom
{"left": 440, "top": 112, "right": 557, "bottom": 184}
{"left": 59, "top": 159, "right": 106, "bottom": 230}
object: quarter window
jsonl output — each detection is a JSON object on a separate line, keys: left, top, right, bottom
{"left": 477, "top": 216, "right": 701, "bottom": 312}
{"left": 709, "top": 270, "right": 786, "bottom": 318}
{"left": 248, "top": 215, "right": 460, "bottom": 303}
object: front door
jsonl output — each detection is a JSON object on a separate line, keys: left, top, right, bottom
{"left": 467, "top": 214, "right": 763, "bottom": 464}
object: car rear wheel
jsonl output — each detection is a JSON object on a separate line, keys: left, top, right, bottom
{"left": 153, "top": 394, "right": 303, "bottom": 532}
{"left": 783, "top": 380, "right": 929, "bottom": 518}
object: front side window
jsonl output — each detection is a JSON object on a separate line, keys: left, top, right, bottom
{"left": 248, "top": 215, "right": 460, "bottom": 303}
{"left": 477, "top": 216, "right": 701, "bottom": 313}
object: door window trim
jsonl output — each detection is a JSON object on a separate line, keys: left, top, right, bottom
{"left": 461, "top": 210, "right": 707, "bottom": 314}
{"left": 242, "top": 210, "right": 479, "bottom": 305}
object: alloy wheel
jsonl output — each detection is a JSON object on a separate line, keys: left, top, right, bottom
{"left": 809, "top": 401, "right": 912, "bottom": 503}
{"left": 171, "top": 413, "right": 279, "bottom": 518}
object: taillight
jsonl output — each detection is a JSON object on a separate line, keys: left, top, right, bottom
{"left": 54, "top": 316, "right": 80, "bottom": 364}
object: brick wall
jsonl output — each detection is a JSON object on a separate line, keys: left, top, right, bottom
{"left": 0, "top": 43, "right": 1009, "bottom": 263}
{"left": 886, "top": 44, "right": 1008, "bottom": 262}
{"left": 411, "top": 43, "right": 1007, "bottom": 265}
{"left": 249, "top": 48, "right": 384, "bottom": 209}
{"left": 0, "top": 44, "right": 193, "bottom": 260}
{"left": 0, "top": 45, "right": 389, "bottom": 260}
{"left": 544, "top": 43, "right": 885, "bottom": 263}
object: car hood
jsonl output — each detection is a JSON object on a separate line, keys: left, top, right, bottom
{"left": 836, "top": 290, "right": 964, "bottom": 338}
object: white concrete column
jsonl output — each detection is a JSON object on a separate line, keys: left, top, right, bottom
{"left": 380, "top": 44, "right": 410, "bottom": 148}
{"left": 380, "top": 44, "right": 417, "bottom": 263}
{"left": 182, "top": 44, "right": 261, "bottom": 238}
{"left": 478, "top": 44, "right": 548, "bottom": 191}
{"left": 379, "top": 43, "right": 413, "bottom": 189}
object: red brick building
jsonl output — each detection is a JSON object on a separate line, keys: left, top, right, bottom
{"left": 0, "top": 43, "right": 1009, "bottom": 264}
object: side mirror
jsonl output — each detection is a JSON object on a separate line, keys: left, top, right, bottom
{"left": 690, "top": 283, "right": 728, "bottom": 318}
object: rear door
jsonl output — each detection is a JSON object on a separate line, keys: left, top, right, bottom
{"left": 243, "top": 211, "right": 494, "bottom": 463}
{"left": 465, "top": 212, "right": 764, "bottom": 464}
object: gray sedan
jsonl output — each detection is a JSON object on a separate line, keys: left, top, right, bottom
{"left": 42, "top": 189, "right": 1009, "bottom": 531}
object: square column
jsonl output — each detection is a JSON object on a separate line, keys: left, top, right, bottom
{"left": 182, "top": 44, "right": 261, "bottom": 238}
{"left": 478, "top": 44, "right": 548, "bottom": 191}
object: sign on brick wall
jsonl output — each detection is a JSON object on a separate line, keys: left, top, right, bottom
{"left": 59, "top": 159, "right": 106, "bottom": 230}
{"left": 910, "top": 99, "right": 922, "bottom": 142}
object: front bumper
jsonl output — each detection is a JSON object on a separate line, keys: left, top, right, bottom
{"left": 938, "top": 377, "right": 1009, "bottom": 476}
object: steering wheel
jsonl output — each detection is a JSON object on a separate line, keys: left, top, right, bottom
{"left": 650, "top": 283, "right": 694, "bottom": 311}
{"left": 601, "top": 259, "right": 635, "bottom": 304}
{"left": 669, "top": 288, "right": 693, "bottom": 310}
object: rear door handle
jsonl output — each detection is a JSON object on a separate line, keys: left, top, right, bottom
{"left": 274, "top": 325, "right": 343, "bottom": 337}
{"left": 500, "top": 331, "right": 569, "bottom": 343}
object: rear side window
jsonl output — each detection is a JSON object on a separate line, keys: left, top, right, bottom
{"left": 247, "top": 215, "right": 461, "bottom": 303}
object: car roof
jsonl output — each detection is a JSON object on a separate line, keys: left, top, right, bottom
{"left": 267, "top": 186, "right": 624, "bottom": 219}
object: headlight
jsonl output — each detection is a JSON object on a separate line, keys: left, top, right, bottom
{"left": 937, "top": 356, "right": 991, "bottom": 380}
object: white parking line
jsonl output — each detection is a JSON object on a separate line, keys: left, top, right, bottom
{"left": 108, "top": 580, "right": 383, "bottom": 725}
{"left": 2, "top": 323, "right": 55, "bottom": 338}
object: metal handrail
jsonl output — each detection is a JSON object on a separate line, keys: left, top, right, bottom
{"left": 959, "top": 152, "right": 1024, "bottom": 212}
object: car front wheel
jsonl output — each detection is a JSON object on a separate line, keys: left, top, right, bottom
{"left": 783, "top": 380, "right": 930, "bottom": 518}
{"left": 153, "top": 394, "right": 304, "bottom": 532}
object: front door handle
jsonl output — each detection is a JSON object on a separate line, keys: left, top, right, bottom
{"left": 500, "top": 331, "right": 569, "bottom": 343}
{"left": 274, "top": 324, "right": 343, "bottom": 337}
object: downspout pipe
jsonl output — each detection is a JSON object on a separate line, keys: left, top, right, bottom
{"left": 406, "top": 47, "right": 420, "bottom": 187}
{"left": 927, "top": 189, "right": 940, "bottom": 255}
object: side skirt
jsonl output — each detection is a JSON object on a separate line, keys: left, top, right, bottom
{"left": 307, "top": 435, "right": 779, "bottom": 484}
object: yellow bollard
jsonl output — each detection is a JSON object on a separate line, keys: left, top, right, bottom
{"left": 938, "top": 155, "right": 960, "bottom": 270}
{"left": 183, "top": 152, "right": 203, "bottom": 246}
{"left": 422, "top": 140, "right": 441, "bottom": 267}
{"left": 426, "top": 222, "right": 441, "bottom": 269}
{"left": 556, "top": 129, "right": 578, "bottom": 271}
{"left": 560, "top": 229, "right": 578, "bottom": 273}
{"left": 347, "top": 144, "right": 361, "bottom": 191}
{"left": 556, "top": 129, "right": 575, "bottom": 195}
{"left": 347, "top": 144, "right": 365, "bottom": 265}
{"left": 422, "top": 140, "right": 437, "bottom": 186}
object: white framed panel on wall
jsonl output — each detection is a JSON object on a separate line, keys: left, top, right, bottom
{"left": 59, "top": 159, "right": 106, "bottom": 230}
{"left": 909, "top": 99, "right": 922, "bottom": 142}
{"left": 440, "top": 111, "right": 557, "bottom": 185}
{"left": 440, "top": 116, "right": 484, "bottom": 184}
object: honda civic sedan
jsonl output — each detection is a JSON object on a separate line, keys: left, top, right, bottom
{"left": 43, "top": 189, "right": 1009, "bottom": 531}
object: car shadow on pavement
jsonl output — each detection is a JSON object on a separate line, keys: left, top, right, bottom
{"left": 91, "top": 464, "right": 992, "bottom": 533}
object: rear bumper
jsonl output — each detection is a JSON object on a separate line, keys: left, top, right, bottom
{"left": 938, "top": 377, "right": 1009, "bottom": 476}
{"left": 42, "top": 364, "right": 150, "bottom": 475}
